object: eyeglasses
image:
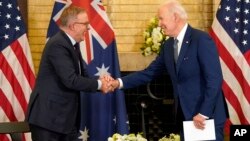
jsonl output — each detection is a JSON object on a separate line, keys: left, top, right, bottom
{"left": 74, "top": 22, "right": 90, "bottom": 29}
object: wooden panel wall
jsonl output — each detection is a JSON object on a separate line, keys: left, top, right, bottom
{"left": 28, "top": 0, "right": 219, "bottom": 73}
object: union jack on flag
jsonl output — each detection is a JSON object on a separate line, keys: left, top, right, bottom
{"left": 210, "top": 0, "right": 250, "bottom": 133}
{"left": 47, "top": 0, "right": 129, "bottom": 140}
{"left": 0, "top": 0, "right": 35, "bottom": 140}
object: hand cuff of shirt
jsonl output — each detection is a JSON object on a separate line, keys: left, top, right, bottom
{"left": 117, "top": 78, "right": 123, "bottom": 89}
{"left": 199, "top": 113, "right": 209, "bottom": 119}
{"left": 97, "top": 80, "right": 102, "bottom": 90}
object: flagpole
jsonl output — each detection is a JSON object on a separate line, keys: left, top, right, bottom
{"left": 141, "top": 101, "right": 147, "bottom": 138}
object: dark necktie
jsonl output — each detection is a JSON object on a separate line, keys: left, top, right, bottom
{"left": 173, "top": 39, "right": 179, "bottom": 63}
{"left": 74, "top": 43, "right": 83, "bottom": 75}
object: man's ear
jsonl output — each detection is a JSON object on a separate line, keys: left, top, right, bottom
{"left": 68, "top": 23, "right": 75, "bottom": 31}
{"left": 173, "top": 13, "right": 179, "bottom": 22}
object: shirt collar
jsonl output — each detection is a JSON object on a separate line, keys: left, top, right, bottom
{"left": 176, "top": 23, "right": 188, "bottom": 43}
{"left": 65, "top": 32, "right": 77, "bottom": 46}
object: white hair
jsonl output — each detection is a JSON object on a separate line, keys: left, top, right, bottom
{"left": 162, "top": 0, "right": 188, "bottom": 20}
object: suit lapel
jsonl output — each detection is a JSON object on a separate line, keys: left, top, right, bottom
{"left": 176, "top": 26, "right": 192, "bottom": 73}
{"left": 60, "top": 31, "right": 83, "bottom": 75}
{"left": 165, "top": 39, "right": 175, "bottom": 67}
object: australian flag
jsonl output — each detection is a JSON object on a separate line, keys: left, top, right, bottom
{"left": 46, "top": 0, "right": 129, "bottom": 140}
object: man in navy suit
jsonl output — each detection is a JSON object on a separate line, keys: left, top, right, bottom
{"left": 111, "top": 0, "right": 227, "bottom": 140}
{"left": 26, "top": 5, "right": 112, "bottom": 141}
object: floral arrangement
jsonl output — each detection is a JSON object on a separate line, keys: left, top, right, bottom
{"left": 158, "top": 133, "right": 180, "bottom": 141}
{"left": 141, "top": 17, "right": 168, "bottom": 56}
{"left": 108, "top": 133, "right": 180, "bottom": 141}
{"left": 108, "top": 133, "right": 147, "bottom": 141}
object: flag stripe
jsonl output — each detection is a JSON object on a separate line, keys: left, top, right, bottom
{"left": 16, "top": 34, "right": 36, "bottom": 89}
{"left": 84, "top": 31, "right": 92, "bottom": 64}
{"left": 222, "top": 81, "right": 249, "bottom": 124}
{"left": 210, "top": 19, "right": 250, "bottom": 103}
{"left": 0, "top": 1, "right": 34, "bottom": 141}
{"left": 0, "top": 89, "right": 18, "bottom": 121}
{"left": 211, "top": 18, "right": 250, "bottom": 84}
{"left": 0, "top": 53, "right": 28, "bottom": 113}
{"left": 76, "top": 0, "right": 114, "bottom": 46}
{"left": 211, "top": 29, "right": 250, "bottom": 123}
{"left": 8, "top": 41, "right": 34, "bottom": 102}
{"left": 0, "top": 70, "right": 25, "bottom": 120}
{"left": 0, "top": 134, "right": 10, "bottom": 141}
{"left": 210, "top": 0, "right": 250, "bottom": 128}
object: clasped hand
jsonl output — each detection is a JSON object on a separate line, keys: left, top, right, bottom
{"left": 99, "top": 75, "right": 120, "bottom": 94}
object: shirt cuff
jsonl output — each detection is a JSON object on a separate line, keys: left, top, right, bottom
{"left": 117, "top": 78, "right": 123, "bottom": 89}
{"left": 199, "top": 113, "right": 209, "bottom": 119}
{"left": 97, "top": 80, "right": 102, "bottom": 90}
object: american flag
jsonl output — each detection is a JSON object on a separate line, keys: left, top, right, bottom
{"left": 0, "top": 0, "right": 35, "bottom": 140}
{"left": 47, "top": 0, "right": 129, "bottom": 140}
{"left": 210, "top": 0, "right": 250, "bottom": 132}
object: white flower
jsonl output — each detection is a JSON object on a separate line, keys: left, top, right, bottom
{"left": 143, "top": 47, "right": 153, "bottom": 56}
{"left": 158, "top": 133, "right": 180, "bottom": 141}
{"left": 108, "top": 133, "right": 147, "bottom": 141}
{"left": 141, "top": 17, "right": 167, "bottom": 56}
{"left": 152, "top": 27, "right": 163, "bottom": 44}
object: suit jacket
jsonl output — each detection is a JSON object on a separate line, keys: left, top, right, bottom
{"left": 121, "top": 25, "right": 227, "bottom": 126}
{"left": 27, "top": 31, "right": 98, "bottom": 134}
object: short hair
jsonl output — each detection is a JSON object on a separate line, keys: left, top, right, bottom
{"left": 60, "top": 5, "right": 86, "bottom": 27}
{"left": 163, "top": 0, "right": 188, "bottom": 20}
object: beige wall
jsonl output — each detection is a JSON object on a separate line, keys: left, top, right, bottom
{"left": 28, "top": 0, "right": 220, "bottom": 73}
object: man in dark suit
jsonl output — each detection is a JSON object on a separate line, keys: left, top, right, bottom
{"left": 26, "top": 5, "right": 112, "bottom": 141}
{"left": 111, "top": 0, "right": 227, "bottom": 140}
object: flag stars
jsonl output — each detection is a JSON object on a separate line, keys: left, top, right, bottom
{"left": 6, "top": 13, "right": 11, "bottom": 19}
{"left": 235, "top": 7, "right": 240, "bottom": 13}
{"left": 218, "top": 5, "right": 221, "bottom": 10}
{"left": 113, "top": 116, "right": 117, "bottom": 124}
{"left": 15, "top": 26, "right": 20, "bottom": 31}
{"left": 0, "top": 2, "right": 2, "bottom": 6}
{"left": 225, "top": 16, "right": 230, "bottom": 21}
{"left": 234, "top": 28, "right": 239, "bottom": 33}
{"left": 242, "top": 40, "right": 247, "bottom": 46}
{"left": 243, "top": 29, "right": 248, "bottom": 35}
{"left": 244, "top": 9, "right": 249, "bottom": 14}
{"left": 5, "top": 24, "right": 10, "bottom": 29}
{"left": 237, "top": 0, "right": 241, "bottom": 2}
{"left": 4, "top": 34, "right": 9, "bottom": 39}
{"left": 95, "top": 64, "right": 110, "bottom": 77}
{"left": 126, "top": 120, "right": 129, "bottom": 125}
{"left": 78, "top": 127, "right": 89, "bottom": 141}
{"left": 7, "top": 3, "right": 12, "bottom": 9}
{"left": 235, "top": 18, "right": 240, "bottom": 23}
{"left": 245, "top": 0, "right": 250, "bottom": 3}
{"left": 16, "top": 16, "right": 21, "bottom": 21}
{"left": 225, "top": 6, "right": 231, "bottom": 11}
{"left": 243, "top": 19, "right": 248, "bottom": 25}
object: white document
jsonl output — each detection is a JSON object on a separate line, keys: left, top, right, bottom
{"left": 183, "top": 119, "right": 216, "bottom": 141}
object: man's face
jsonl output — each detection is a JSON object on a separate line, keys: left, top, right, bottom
{"left": 158, "top": 7, "right": 177, "bottom": 37}
{"left": 73, "top": 12, "right": 90, "bottom": 42}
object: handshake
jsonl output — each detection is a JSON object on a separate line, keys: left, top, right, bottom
{"left": 99, "top": 75, "right": 120, "bottom": 94}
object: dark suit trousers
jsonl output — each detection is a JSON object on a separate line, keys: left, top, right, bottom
{"left": 29, "top": 124, "right": 79, "bottom": 141}
{"left": 175, "top": 101, "right": 185, "bottom": 141}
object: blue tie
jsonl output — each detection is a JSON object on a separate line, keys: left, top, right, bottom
{"left": 174, "top": 39, "right": 179, "bottom": 63}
